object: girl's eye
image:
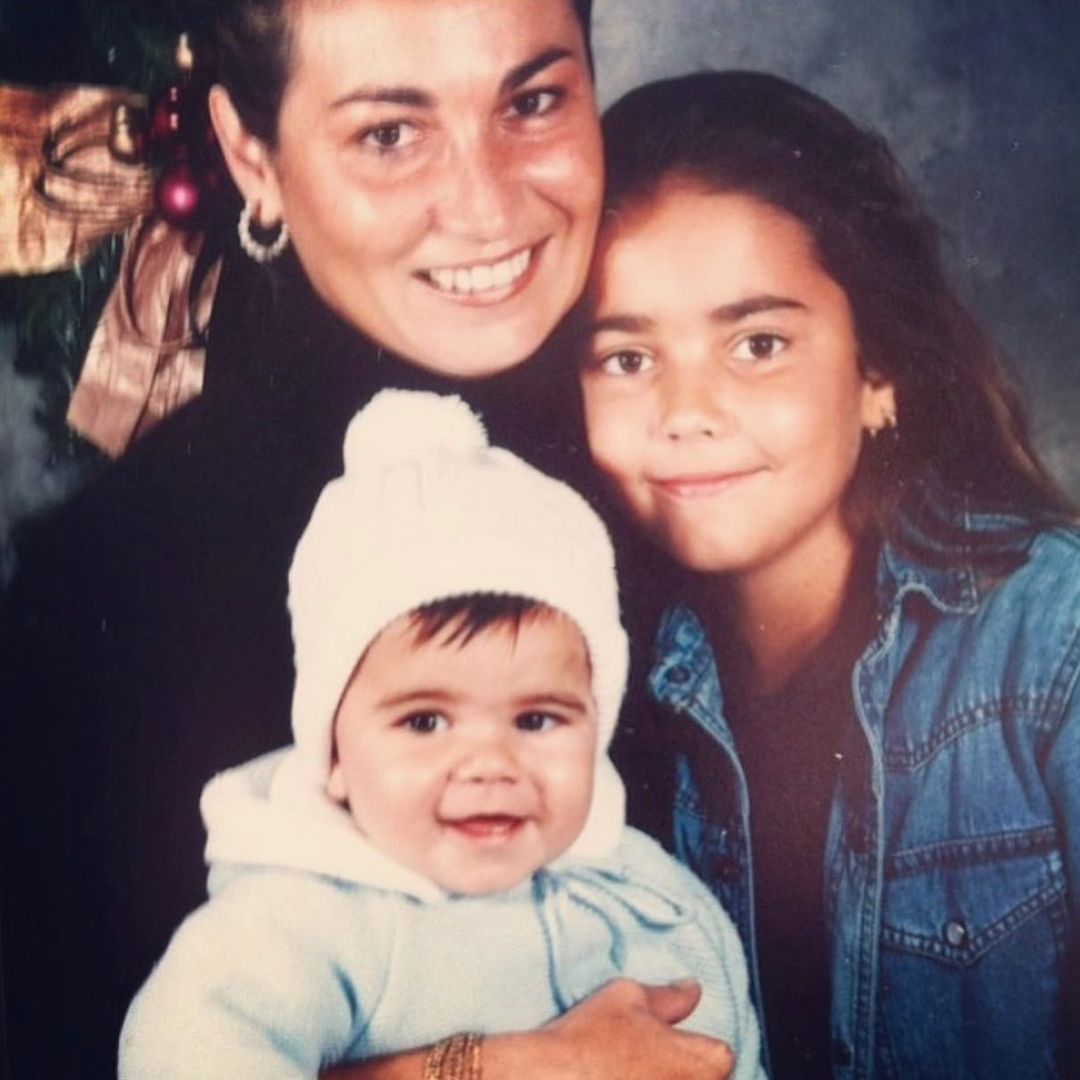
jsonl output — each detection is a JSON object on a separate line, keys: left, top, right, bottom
{"left": 595, "top": 350, "right": 655, "bottom": 377}
{"left": 515, "top": 712, "right": 560, "bottom": 733}
{"left": 402, "top": 712, "right": 448, "bottom": 734}
{"left": 508, "top": 88, "right": 562, "bottom": 120}
{"left": 360, "top": 121, "right": 420, "bottom": 152}
{"left": 732, "top": 333, "right": 788, "bottom": 363}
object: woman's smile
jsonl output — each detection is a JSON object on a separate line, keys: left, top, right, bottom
{"left": 416, "top": 241, "right": 539, "bottom": 302}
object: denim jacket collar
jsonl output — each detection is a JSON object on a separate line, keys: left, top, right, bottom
{"left": 876, "top": 469, "right": 1037, "bottom": 618}
{"left": 649, "top": 604, "right": 730, "bottom": 745}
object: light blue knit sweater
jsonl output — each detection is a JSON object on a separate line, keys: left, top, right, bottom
{"left": 119, "top": 750, "right": 764, "bottom": 1079}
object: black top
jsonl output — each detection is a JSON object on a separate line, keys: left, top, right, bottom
{"left": 0, "top": 245, "right": 592, "bottom": 1078}
{"left": 716, "top": 555, "right": 879, "bottom": 1079}
{"left": 724, "top": 650, "right": 852, "bottom": 1076}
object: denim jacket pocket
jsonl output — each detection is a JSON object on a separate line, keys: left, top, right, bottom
{"left": 879, "top": 825, "right": 1066, "bottom": 965}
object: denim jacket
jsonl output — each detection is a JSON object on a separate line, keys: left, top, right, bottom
{"left": 647, "top": 493, "right": 1080, "bottom": 1079}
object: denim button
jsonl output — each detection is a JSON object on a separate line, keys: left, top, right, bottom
{"left": 847, "top": 816, "right": 870, "bottom": 855}
{"left": 709, "top": 855, "right": 741, "bottom": 884}
{"left": 831, "top": 1039, "right": 853, "bottom": 1066}
{"left": 944, "top": 919, "right": 969, "bottom": 948}
{"left": 667, "top": 664, "right": 691, "bottom": 685}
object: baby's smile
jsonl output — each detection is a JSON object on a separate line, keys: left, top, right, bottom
{"left": 329, "top": 608, "right": 598, "bottom": 895}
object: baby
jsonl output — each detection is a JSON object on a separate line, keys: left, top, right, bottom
{"left": 119, "top": 390, "right": 763, "bottom": 1079}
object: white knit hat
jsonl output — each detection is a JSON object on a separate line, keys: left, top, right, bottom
{"left": 287, "top": 390, "right": 629, "bottom": 857}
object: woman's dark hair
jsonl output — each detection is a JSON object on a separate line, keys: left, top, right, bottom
{"left": 600, "top": 72, "right": 1073, "bottom": 549}
{"left": 216, "top": 0, "right": 594, "bottom": 147}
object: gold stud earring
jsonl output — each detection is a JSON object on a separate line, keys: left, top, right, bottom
{"left": 866, "top": 411, "right": 898, "bottom": 440}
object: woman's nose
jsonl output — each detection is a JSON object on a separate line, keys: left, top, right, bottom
{"left": 437, "top": 136, "right": 520, "bottom": 241}
{"left": 658, "top": 365, "right": 731, "bottom": 442}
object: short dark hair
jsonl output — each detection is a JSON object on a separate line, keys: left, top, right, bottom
{"left": 216, "top": 0, "right": 593, "bottom": 147}
{"left": 407, "top": 593, "right": 555, "bottom": 648}
{"left": 337, "top": 594, "right": 562, "bottom": 717}
{"left": 599, "top": 72, "right": 1073, "bottom": 550}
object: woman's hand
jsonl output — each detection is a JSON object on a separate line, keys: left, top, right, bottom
{"left": 324, "top": 978, "right": 735, "bottom": 1079}
{"left": 513, "top": 977, "right": 736, "bottom": 1078}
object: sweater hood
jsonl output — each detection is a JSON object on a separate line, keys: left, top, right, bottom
{"left": 201, "top": 747, "right": 626, "bottom": 903}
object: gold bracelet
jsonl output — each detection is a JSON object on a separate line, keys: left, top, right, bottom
{"left": 422, "top": 1032, "right": 483, "bottom": 1080}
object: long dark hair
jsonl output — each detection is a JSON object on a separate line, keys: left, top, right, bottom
{"left": 216, "top": 0, "right": 594, "bottom": 147}
{"left": 600, "top": 72, "right": 1073, "bottom": 553}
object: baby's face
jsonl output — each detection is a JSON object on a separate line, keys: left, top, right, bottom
{"left": 328, "top": 609, "right": 597, "bottom": 894}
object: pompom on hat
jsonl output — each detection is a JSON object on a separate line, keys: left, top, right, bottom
{"left": 287, "top": 390, "right": 629, "bottom": 857}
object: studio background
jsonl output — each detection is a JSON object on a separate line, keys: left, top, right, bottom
{"left": 2, "top": 0, "right": 1078, "bottom": 578}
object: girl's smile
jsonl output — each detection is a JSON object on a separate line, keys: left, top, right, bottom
{"left": 648, "top": 468, "right": 767, "bottom": 500}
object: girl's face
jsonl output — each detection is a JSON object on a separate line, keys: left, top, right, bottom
{"left": 581, "top": 186, "right": 894, "bottom": 583}
{"left": 215, "top": 0, "right": 602, "bottom": 378}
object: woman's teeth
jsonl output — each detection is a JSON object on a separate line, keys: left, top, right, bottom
{"left": 427, "top": 248, "right": 532, "bottom": 295}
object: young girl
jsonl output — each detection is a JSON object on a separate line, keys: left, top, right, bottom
{"left": 580, "top": 72, "right": 1079, "bottom": 1078}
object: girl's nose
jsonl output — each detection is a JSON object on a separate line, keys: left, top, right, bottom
{"left": 658, "top": 365, "right": 731, "bottom": 442}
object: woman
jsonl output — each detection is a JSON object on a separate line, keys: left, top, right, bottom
{"left": 581, "top": 72, "right": 1080, "bottom": 1077}
{"left": 209, "top": 0, "right": 601, "bottom": 381}
{"left": 3, "top": 5, "right": 730, "bottom": 1078}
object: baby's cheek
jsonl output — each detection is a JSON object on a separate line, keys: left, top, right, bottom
{"left": 548, "top": 754, "right": 596, "bottom": 821}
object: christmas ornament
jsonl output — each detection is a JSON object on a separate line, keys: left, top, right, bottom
{"left": 148, "top": 33, "right": 222, "bottom": 231}
{"left": 155, "top": 161, "right": 205, "bottom": 228}
{"left": 149, "top": 33, "right": 196, "bottom": 156}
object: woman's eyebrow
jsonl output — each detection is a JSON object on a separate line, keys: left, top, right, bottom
{"left": 501, "top": 47, "right": 575, "bottom": 94}
{"left": 331, "top": 85, "right": 434, "bottom": 110}
{"left": 329, "top": 47, "right": 575, "bottom": 112}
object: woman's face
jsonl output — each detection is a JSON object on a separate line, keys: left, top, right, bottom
{"left": 245, "top": 0, "right": 602, "bottom": 378}
{"left": 580, "top": 185, "right": 894, "bottom": 582}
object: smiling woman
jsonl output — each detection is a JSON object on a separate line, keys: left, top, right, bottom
{"left": 211, "top": 0, "right": 602, "bottom": 376}
{"left": 1, "top": 3, "right": 614, "bottom": 1078}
